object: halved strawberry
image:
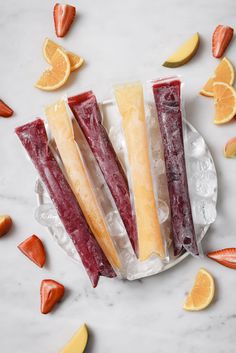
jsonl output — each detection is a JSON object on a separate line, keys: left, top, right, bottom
{"left": 18, "top": 235, "right": 46, "bottom": 268}
{"left": 53, "top": 3, "right": 76, "bottom": 38}
{"left": 40, "top": 279, "right": 65, "bottom": 314}
{"left": 212, "top": 25, "right": 234, "bottom": 58}
{"left": 207, "top": 248, "right": 236, "bottom": 269}
{"left": 0, "top": 99, "right": 14, "bottom": 118}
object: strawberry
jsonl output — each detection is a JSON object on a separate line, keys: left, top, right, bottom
{"left": 53, "top": 3, "right": 76, "bottom": 38}
{"left": 40, "top": 279, "right": 65, "bottom": 314}
{"left": 18, "top": 235, "right": 46, "bottom": 268}
{"left": 207, "top": 248, "right": 236, "bottom": 269}
{"left": 212, "top": 25, "right": 234, "bottom": 58}
{"left": 0, "top": 99, "right": 13, "bottom": 118}
{"left": 0, "top": 215, "right": 12, "bottom": 237}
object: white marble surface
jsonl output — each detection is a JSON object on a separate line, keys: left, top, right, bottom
{"left": 1, "top": 0, "right": 236, "bottom": 352}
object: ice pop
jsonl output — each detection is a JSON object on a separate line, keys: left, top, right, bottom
{"left": 45, "top": 100, "right": 121, "bottom": 270}
{"left": 114, "top": 82, "right": 166, "bottom": 261}
{"left": 152, "top": 78, "right": 198, "bottom": 256}
{"left": 15, "top": 119, "right": 116, "bottom": 287}
{"left": 68, "top": 92, "right": 138, "bottom": 255}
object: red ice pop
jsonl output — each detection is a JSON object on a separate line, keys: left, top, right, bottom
{"left": 68, "top": 92, "right": 138, "bottom": 255}
{"left": 15, "top": 119, "right": 116, "bottom": 287}
{"left": 152, "top": 79, "right": 198, "bottom": 256}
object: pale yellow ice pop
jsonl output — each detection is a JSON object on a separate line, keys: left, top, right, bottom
{"left": 45, "top": 100, "right": 121, "bottom": 269}
{"left": 114, "top": 83, "right": 165, "bottom": 260}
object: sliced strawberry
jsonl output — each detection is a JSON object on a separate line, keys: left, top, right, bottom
{"left": 53, "top": 3, "right": 76, "bottom": 38}
{"left": 0, "top": 99, "right": 14, "bottom": 118}
{"left": 40, "top": 279, "right": 65, "bottom": 314}
{"left": 207, "top": 248, "right": 236, "bottom": 269}
{"left": 18, "top": 235, "right": 46, "bottom": 268}
{"left": 212, "top": 25, "right": 234, "bottom": 58}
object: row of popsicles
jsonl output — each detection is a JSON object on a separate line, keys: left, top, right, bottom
{"left": 16, "top": 77, "right": 199, "bottom": 287}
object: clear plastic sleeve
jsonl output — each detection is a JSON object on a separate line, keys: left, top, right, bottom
{"left": 113, "top": 82, "right": 169, "bottom": 263}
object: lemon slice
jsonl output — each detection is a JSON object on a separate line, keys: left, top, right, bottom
{"left": 183, "top": 268, "right": 215, "bottom": 311}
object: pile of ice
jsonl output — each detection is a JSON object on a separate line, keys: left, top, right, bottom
{"left": 35, "top": 100, "right": 217, "bottom": 280}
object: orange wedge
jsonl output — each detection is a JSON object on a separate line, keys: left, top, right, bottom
{"left": 200, "top": 57, "right": 234, "bottom": 97}
{"left": 66, "top": 51, "right": 84, "bottom": 72}
{"left": 213, "top": 82, "right": 236, "bottom": 124}
{"left": 35, "top": 48, "right": 70, "bottom": 91}
{"left": 183, "top": 268, "right": 215, "bottom": 311}
{"left": 43, "top": 38, "right": 84, "bottom": 72}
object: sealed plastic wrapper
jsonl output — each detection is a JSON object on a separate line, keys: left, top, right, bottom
{"left": 152, "top": 77, "right": 199, "bottom": 256}
{"left": 16, "top": 76, "right": 217, "bottom": 284}
{"left": 68, "top": 92, "right": 138, "bottom": 255}
{"left": 114, "top": 82, "right": 168, "bottom": 262}
{"left": 45, "top": 99, "right": 121, "bottom": 271}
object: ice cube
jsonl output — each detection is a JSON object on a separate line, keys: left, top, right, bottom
{"left": 186, "top": 131, "right": 205, "bottom": 157}
{"left": 105, "top": 211, "right": 126, "bottom": 236}
{"left": 109, "top": 126, "right": 126, "bottom": 153}
{"left": 51, "top": 225, "right": 66, "bottom": 243}
{"left": 189, "top": 156, "right": 212, "bottom": 174}
{"left": 193, "top": 170, "right": 217, "bottom": 197}
{"left": 113, "top": 234, "right": 131, "bottom": 249}
{"left": 51, "top": 225, "right": 80, "bottom": 262}
{"left": 35, "top": 204, "right": 61, "bottom": 227}
{"left": 192, "top": 199, "right": 217, "bottom": 225}
{"left": 158, "top": 199, "right": 169, "bottom": 224}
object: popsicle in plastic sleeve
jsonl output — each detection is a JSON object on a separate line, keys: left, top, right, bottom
{"left": 68, "top": 92, "right": 138, "bottom": 255}
{"left": 152, "top": 78, "right": 199, "bottom": 256}
{"left": 45, "top": 99, "right": 121, "bottom": 270}
{"left": 114, "top": 82, "right": 166, "bottom": 261}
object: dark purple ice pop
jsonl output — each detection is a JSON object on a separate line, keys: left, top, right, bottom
{"left": 68, "top": 92, "right": 138, "bottom": 255}
{"left": 152, "top": 79, "right": 198, "bottom": 256}
{"left": 15, "top": 119, "right": 116, "bottom": 287}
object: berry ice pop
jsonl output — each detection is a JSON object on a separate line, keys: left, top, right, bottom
{"left": 16, "top": 119, "right": 116, "bottom": 287}
{"left": 68, "top": 92, "right": 138, "bottom": 255}
{"left": 152, "top": 78, "right": 198, "bottom": 256}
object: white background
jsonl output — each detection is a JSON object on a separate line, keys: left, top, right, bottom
{"left": 1, "top": 0, "right": 236, "bottom": 352}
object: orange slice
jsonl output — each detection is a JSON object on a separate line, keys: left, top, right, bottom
{"left": 213, "top": 82, "right": 236, "bottom": 124}
{"left": 35, "top": 48, "right": 70, "bottom": 91}
{"left": 200, "top": 57, "right": 234, "bottom": 97}
{"left": 67, "top": 51, "right": 84, "bottom": 72}
{"left": 43, "top": 38, "right": 84, "bottom": 72}
{"left": 183, "top": 268, "right": 215, "bottom": 311}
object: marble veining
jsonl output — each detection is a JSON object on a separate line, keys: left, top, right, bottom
{"left": 1, "top": 0, "right": 236, "bottom": 352}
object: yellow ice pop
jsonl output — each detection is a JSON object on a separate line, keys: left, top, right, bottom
{"left": 45, "top": 100, "right": 121, "bottom": 269}
{"left": 114, "top": 83, "right": 165, "bottom": 260}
